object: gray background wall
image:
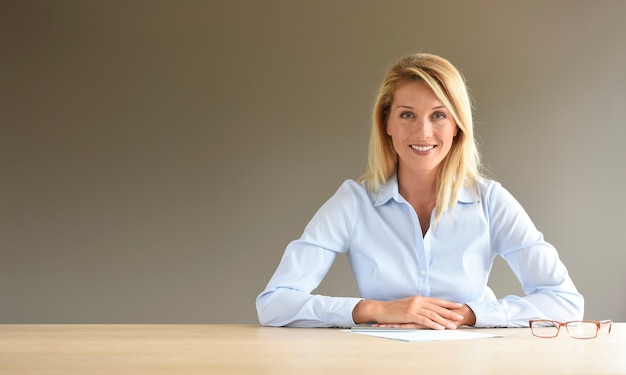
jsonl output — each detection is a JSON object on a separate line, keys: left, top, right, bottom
{"left": 2, "top": 0, "right": 625, "bottom": 323}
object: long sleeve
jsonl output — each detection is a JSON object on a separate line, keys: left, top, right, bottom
{"left": 468, "top": 182, "right": 584, "bottom": 327}
{"left": 256, "top": 181, "right": 363, "bottom": 327}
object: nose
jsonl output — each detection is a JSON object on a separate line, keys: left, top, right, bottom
{"left": 412, "top": 117, "right": 433, "bottom": 139}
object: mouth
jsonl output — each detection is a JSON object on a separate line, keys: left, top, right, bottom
{"left": 410, "top": 145, "right": 436, "bottom": 152}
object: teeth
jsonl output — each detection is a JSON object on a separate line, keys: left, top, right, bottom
{"left": 411, "top": 145, "right": 435, "bottom": 152}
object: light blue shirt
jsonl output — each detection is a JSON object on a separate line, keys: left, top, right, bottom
{"left": 256, "top": 175, "right": 584, "bottom": 328}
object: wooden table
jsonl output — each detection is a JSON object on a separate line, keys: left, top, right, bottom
{"left": 1, "top": 324, "right": 624, "bottom": 374}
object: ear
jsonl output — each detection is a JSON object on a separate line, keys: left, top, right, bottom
{"left": 383, "top": 109, "right": 391, "bottom": 136}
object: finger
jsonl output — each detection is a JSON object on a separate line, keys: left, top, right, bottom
{"left": 422, "top": 310, "right": 458, "bottom": 330}
{"left": 433, "top": 305, "right": 465, "bottom": 321}
{"left": 420, "top": 300, "right": 463, "bottom": 318}
{"left": 377, "top": 323, "right": 427, "bottom": 329}
{"left": 405, "top": 309, "right": 450, "bottom": 330}
{"left": 426, "top": 297, "right": 464, "bottom": 309}
{"left": 421, "top": 299, "right": 464, "bottom": 321}
{"left": 417, "top": 304, "right": 463, "bottom": 329}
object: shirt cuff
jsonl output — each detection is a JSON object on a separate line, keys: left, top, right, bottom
{"left": 466, "top": 300, "right": 508, "bottom": 328}
{"left": 325, "top": 297, "right": 363, "bottom": 328}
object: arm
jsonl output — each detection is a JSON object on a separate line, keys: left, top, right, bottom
{"left": 352, "top": 297, "right": 474, "bottom": 330}
{"left": 468, "top": 182, "right": 584, "bottom": 327}
{"left": 256, "top": 181, "right": 363, "bottom": 328}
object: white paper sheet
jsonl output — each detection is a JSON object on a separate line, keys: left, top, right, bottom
{"left": 349, "top": 328, "right": 503, "bottom": 342}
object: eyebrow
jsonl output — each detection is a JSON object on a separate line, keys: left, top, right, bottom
{"left": 395, "top": 105, "right": 447, "bottom": 110}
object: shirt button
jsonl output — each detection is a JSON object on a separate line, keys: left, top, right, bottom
{"left": 420, "top": 270, "right": 427, "bottom": 276}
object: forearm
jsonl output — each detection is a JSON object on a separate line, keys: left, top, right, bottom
{"left": 352, "top": 296, "right": 473, "bottom": 330}
{"left": 468, "top": 290, "right": 584, "bottom": 328}
{"left": 257, "top": 288, "right": 361, "bottom": 327}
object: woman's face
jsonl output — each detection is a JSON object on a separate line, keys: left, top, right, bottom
{"left": 385, "top": 80, "right": 458, "bottom": 175}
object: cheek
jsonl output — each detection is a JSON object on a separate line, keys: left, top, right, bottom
{"left": 445, "top": 124, "right": 458, "bottom": 142}
{"left": 386, "top": 120, "right": 407, "bottom": 138}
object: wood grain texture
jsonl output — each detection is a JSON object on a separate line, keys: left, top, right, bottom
{"left": 0, "top": 324, "right": 624, "bottom": 374}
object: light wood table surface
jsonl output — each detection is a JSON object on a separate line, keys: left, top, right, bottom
{"left": 1, "top": 324, "right": 624, "bottom": 374}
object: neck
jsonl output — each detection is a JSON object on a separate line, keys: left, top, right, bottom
{"left": 397, "top": 165, "right": 439, "bottom": 206}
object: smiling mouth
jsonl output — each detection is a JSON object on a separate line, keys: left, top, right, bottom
{"left": 410, "top": 145, "right": 436, "bottom": 152}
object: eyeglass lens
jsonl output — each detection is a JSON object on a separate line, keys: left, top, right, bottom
{"left": 531, "top": 321, "right": 602, "bottom": 339}
{"left": 565, "top": 321, "right": 599, "bottom": 338}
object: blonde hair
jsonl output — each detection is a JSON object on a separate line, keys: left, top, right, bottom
{"left": 359, "top": 53, "right": 483, "bottom": 223}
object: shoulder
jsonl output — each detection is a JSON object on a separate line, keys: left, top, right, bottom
{"left": 336, "top": 179, "right": 367, "bottom": 193}
{"left": 315, "top": 179, "right": 368, "bottom": 212}
{"left": 477, "top": 178, "right": 501, "bottom": 198}
{"left": 470, "top": 178, "right": 529, "bottom": 220}
{"left": 330, "top": 176, "right": 401, "bottom": 209}
{"left": 479, "top": 178, "right": 519, "bottom": 204}
{"left": 305, "top": 179, "right": 372, "bottom": 231}
{"left": 459, "top": 178, "right": 501, "bottom": 204}
{"left": 315, "top": 179, "right": 383, "bottom": 217}
{"left": 460, "top": 179, "right": 525, "bottom": 213}
{"left": 332, "top": 179, "right": 372, "bottom": 204}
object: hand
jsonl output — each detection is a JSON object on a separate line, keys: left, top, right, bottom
{"left": 450, "top": 303, "right": 476, "bottom": 327}
{"left": 352, "top": 296, "right": 475, "bottom": 330}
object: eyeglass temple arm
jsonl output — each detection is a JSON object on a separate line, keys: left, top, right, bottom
{"left": 598, "top": 319, "right": 612, "bottom": 333}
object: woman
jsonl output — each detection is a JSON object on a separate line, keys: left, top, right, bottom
{"left": 256, "top": 53, "right": 584, "bottom": 329}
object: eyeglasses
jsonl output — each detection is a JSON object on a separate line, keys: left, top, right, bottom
{"left": 529, "top": 319, "right": 612, "bottom": 339}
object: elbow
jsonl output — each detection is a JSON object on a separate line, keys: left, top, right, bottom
{"left": 256, "top": 292, "right": 285, "bottom": 327}
{"left": 256, "top": 304, "right": 271, "bottom": 326}
{"left": 256, "top": 293, "right": 272, "bottom": 326}
{"left": 256, "top": 311, "right": 282, "bottom": 327}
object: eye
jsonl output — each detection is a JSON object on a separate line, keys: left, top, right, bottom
{"left": 432, "top": 111, "right": 447, "bottom": 119}
{"left": 400, "top": 111, "right": 415, "bottom": 119}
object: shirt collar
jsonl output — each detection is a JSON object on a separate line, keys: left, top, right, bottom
{"left": 374, "top": 174, "right": 403, "bottom": 206}
{"left": 373, "top": 174, "right": 480, "bottom": 207}
{"left": 457, "top": 184, "right": 480, "bottom": 204}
